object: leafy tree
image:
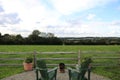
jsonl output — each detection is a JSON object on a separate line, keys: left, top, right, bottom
{"left": 28, "top": 30, "right": 41, "bottom": 44}
{"left": 47, "top": 33, "right": 54, "bottom": 38}
{"left": 0, "top": 33, "right": 2, "bottom": 44}
{"left": 32, "top": 30, "right": 41, "bottom": 36}
{"left": 15, "top": 34, "right": 24, "bottom": 44}
{"left": 0, "top": 33, "right": 1, "bottom": 37}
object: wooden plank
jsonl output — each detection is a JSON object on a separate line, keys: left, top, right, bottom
{"left": 0, "top": 52, "right": 33, "bottom": 54}
{"left": 0, "top": 57, "right": 119, "bottom": 60}
{"left": 0, "top": 52, "right": 77, "bottom": 54}
{"left": 0, "top": 58, "right": 77, "bottom": 60}
{"left": 38, "top": 52, "right": 77, "bottom": 54}
{"left": 0, "top": 64, "right": 22, "bottom": 66}
{"left": 0, "top": 63, "right": 118, "bottom": 67}
{"left": 37, "top": 58, "right": 77, "bottom": 60}
{"left": 92, "top": 64, "right": 118, "bottom": 67}
{"left": 78, "top": 50, "right": 81, "bottom": 65}
{"left": 33, "top": 51, "right": 37, "bottom": 68}
{"left": 45, "top": 64, "right": 76, "bottom": 66}
{"left": 92, "top": 63, "right": 118, "bottom": 67}
{"left": 0, "top": 51, "right": 119, "bottom": 54}
{"left": 82, "top": 51, "right": 119, "bottom": 54}
{"left": 0, "top": 64, "right": 76, "bottom": 66}
{"left": 92, "top": 57, "right": 120, "bottom": 59}
{"left": 0, "top": 58, "right": 24, "bottom": 60}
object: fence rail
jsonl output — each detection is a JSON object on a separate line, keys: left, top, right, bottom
{"left": 0, "top": 51, "right": 120, "bottom": 67}
{"left": 0, "top": 63, "right": 76, "bottom": 66}
{"left": 92, "top": 57, "right": 120, "bottom": 59}
{"left": 39, "top": 52, "right": 77, "bottom": 54}
{"left": 0, "top": 52, "right": 33, "bottom": 54}
{"left": 0, "top": 52, "right": 77, "bottom": 54}
{"left": 81, "top": 51, "right": 119, "bottom": 54}
{"left": 0, "top": 58, "right": 78, "bottom": 60}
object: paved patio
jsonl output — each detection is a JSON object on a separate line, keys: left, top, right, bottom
{"left": 1, "top": 69, "right": 111, "bottom": 80}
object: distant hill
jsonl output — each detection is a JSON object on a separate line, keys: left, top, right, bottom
{"left": 59, "top": 37, "right": 120, "bottom": 45}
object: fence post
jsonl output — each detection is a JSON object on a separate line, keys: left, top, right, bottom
{"left": 78, "top": 50, "right": 81, "bottom": 65}
{"left": 118, "top": 58, "right": 120, "bottom": 65}
{"left": 33, "top": 51, "right": 37, "bottom": 68}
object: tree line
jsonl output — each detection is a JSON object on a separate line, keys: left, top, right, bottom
{"left": 0, "top": 30, "right": 120, "bottom": 45}
{"left": 0, "top": 30, "right": 62, "bottom": 45}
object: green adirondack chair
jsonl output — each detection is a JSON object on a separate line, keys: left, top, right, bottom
{"left": 35, "top": 60, "right": 57, "bottom": 80}
{"left": 68, "top": 58, "right": 92, "bottom": 80}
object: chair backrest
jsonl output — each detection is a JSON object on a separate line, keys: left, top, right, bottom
{"left": 79, "top": 58, "right": 92, "bottom": 79}
{"left": 37, "top": 60, "right": 48, "bottom": 79}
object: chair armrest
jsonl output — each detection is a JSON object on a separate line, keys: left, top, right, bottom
{"left": 67, "top": 67, "right": 79, "bottom": 73}
{"left": 48, "top": 67, "right": 58, "bottom": 80}
{"left": 67, "top": 67, "right": 80, "bottom": 80}
{"left": 35, "top": 67, "right": 47, "bottom": 70}
{"left": 48, "top": 67, "right": 58, "bottom": 73}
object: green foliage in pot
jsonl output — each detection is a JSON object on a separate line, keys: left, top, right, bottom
{"left": 24, "top": 57, "right": 33, "bottom": 63}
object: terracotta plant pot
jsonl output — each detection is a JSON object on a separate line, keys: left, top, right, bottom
{"left": 23, "top": 63, "right": 33, "bottom": 71}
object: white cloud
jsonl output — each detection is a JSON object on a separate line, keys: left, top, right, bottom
{"left": 0, "top": 0, "right": 61, "bottom": 33}
{"left": 0, "top": 0, "right": 119, "bottom": 37}
{"left": 87, "top": 14, "right": 96, "bottom": 20}
{"left": 50, "top": 20, "right": 120, "bottom": 37}
{"left": 0, "top": 13, "right": 21, "bottom": 25}
{"left": 51, "top": 0, "right": 114, "bottom": 15}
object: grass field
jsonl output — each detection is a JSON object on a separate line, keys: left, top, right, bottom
{"left": 0, "top": 45, "right": 120, "bottom": 52}
{"left": 0, "top": 45, "right": 120, "bottom": 80}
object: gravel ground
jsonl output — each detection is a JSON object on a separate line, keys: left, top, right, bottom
{"left": 1, "top": 70, "right": 111, "bottom": 80}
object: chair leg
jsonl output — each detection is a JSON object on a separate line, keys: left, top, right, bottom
{"left": 36, "top": 70, "right": 39, "bottom": 80}
{"left": 88, "top": 69, "right": 91, "bottom": 80}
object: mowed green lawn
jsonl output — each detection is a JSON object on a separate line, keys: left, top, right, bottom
{"left": 0, "top": 45, "right": 120, "bottom": 80}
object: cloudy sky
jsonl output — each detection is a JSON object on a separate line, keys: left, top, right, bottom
{"left": 0, "top": 0, "right": 120, "bottom": 37}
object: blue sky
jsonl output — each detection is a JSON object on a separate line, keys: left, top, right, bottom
{"left": 0, "top": 0, "right": 120, "bottom": 37}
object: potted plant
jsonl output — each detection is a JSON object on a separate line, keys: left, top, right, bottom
{"left": 23, "top": 56, "right": 33, "bottom": 71}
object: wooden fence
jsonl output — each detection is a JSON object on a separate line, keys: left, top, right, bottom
{"left": 0, "top": 51, "right": 79, "bottom": 67}
{"left": 0, "top": 51, "right": 120, "bottom": 67}
{"left": 81, "top": 51, "right": 120, "bottom": 67}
